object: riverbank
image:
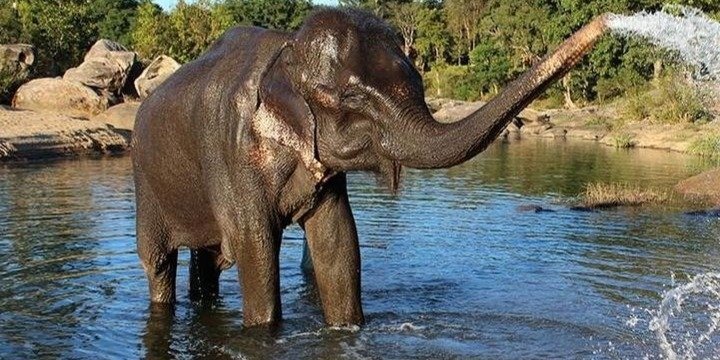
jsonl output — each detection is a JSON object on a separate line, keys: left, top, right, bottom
{"left": 430, "top": 98, "right": 720, "bottom": 156}
{"left": 3, "top": 97, "right": 718, "bottom": 161}
{"left": 0, "top": 106, "right": 129, "bottom": 161}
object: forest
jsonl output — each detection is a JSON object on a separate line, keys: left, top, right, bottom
{"left": 2, "top": 0, "right": 720, "bottom": 109}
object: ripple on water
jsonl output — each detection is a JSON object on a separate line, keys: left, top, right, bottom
{"left": 0, "top": 140, "right": 719, "bottom": 358}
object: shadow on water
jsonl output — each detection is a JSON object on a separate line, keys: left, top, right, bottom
{"left": 0, "top": 139, "right": 719, "bottom": 358}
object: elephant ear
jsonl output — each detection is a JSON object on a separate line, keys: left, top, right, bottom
{"left": 255, "top": 43, "right": 326, "bottom": 181}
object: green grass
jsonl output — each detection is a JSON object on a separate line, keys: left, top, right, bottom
{"left": 619, "top": 76, "right": 713, "bottom": 125}
{"left": 584, "top": 115, "right": 615, "bottom": 131}
{"left": 613, "top": 133, "right": 635, "bottom": 148}
{"left": 688, "top": 135, "right": 720, "bottom": 159}
{"left": 581, "top": 182, "right": 671, "bottom": 208}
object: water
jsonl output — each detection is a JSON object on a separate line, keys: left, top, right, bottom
{"left": 608, "top": 7, "right": 720, "bottom": 80}
{"left": 1, "top": 139, "right": 719, "bottom": 359}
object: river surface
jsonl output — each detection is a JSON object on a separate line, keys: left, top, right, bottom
{"left": 1, "top": 139, "right": 719, "bottom": 359}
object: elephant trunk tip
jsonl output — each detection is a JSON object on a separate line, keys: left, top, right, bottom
{"left": 532, "top": 14, "right": 611, "bottom": 82}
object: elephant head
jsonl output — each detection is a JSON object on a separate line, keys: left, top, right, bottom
{"left": 259, "top": 9, "right": 608, "bottom": 188}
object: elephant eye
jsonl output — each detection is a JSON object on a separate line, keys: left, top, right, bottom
{"left": 341, "top": 89, "right": 366, "bottom": 109}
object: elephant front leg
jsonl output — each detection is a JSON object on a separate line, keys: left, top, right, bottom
{"left": 301, "top": 174, "right": 364, "bottom": 326}
{"left": 228, "top": 221, "right": 283, "bottom": 327}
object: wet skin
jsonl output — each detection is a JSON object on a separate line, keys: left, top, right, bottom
{"left": 133, "top": 8, "right": 608, "bottom": 327}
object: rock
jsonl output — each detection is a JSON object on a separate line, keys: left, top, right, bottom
{"left": 518, "top": 108, "right": 549, "bottom": 124}
{"left": 0, "top": 44, "right": 35, "bottom": 72}
{"left": 12, "top": 78, "right": 109, "bottom": 119}
{"left": 63, "top": 39, "right": 137, "bottom": 94}
{"left": 0, "top": 106, "right": 128, "bottom": 161}
{"left": 676, "top": 168, "right": 720, "bottom": 205}
{"left": 134, "top": 55, "right": 181, "bottom": 100}
{"left": 83, "top": 39, "right": 129, "bottom": 61}
{"left": 516, "top": 204, "right": 555, "bottom": 213}
{"left": 684, "top": 208, "right": 720, "bottom": 217}
{"left": 540, "top": 127, "right": 567, "bottom": 139}
{"left": 522, "top": 123, "right": 554, "bottom": 136}
{"left": 91, "top": 102, "right": 139, "bottom": 132}
{"left": 432, "top": 101, "right": 485, "bottom": 123}
{"left": 425, "top": 97, "right": 466, "bottom": 113}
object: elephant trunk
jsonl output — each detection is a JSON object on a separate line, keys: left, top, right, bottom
{"left": 386, "top": 15, "right": 609, "bottom": 169}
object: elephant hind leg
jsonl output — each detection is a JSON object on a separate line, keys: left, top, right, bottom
{"left": 189, "top": 245, "right": 232, "bottom": 301}
{"left": 137, "top": 223, "right": 178, "bottom": 303}
{"left": 136, "top": 177, "right": 177, "bottom": 303}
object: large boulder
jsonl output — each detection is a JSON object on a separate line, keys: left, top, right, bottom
{"left": 0, "top": 44, "right": 35, "bottom": 73}
{"left": 12, "top": 78, "right": 109, "bottom": 119}
{"left": 63, "top": 39, "right": 137, "bottom": 94}
{"left": 676, "top": 168, "right": 720, "bottom": 205}
{"left": 134, "top": 55, "right": 180, "bottom": 99}
{"left": 91, "top": 102, "right": 140, "bottom": 132}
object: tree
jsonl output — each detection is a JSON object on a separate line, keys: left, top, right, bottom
{"left": 445, "top": 0, "right": 488, "bottom": 63}
{"left": 388, "top": 1, "right": 425, "bottom": 57}
{"left": 131, "top": 0, "right": 168, "bottom": 60}
{"left": 225, "top": 0, "right": 312, "bottom": 31}
{"left": 88, "top": 0, "right": 140, "bottom": 45}
{"left": 13, "top": 0, "right": 97, "bottom": 75}
{"left": 0, "top": 0, "right": 23, "bottom": 44}
{"left": 166, "top": 0, "right": 233, "bottom": 63}
{"left": 414, "top": 6, "right": 449, "bottom": 70}
{"left": 469, "top": 38, "right": 510, "bottom": 95}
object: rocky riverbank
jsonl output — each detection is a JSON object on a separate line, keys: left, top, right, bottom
{"left": 429, "top": 98, "right": 720, "bottom": 155}
{"left": 0, "top": 106, "right": 130, "bottom": 161}
{"left": 1, "top": 38, "right": 177, "bottom": 163}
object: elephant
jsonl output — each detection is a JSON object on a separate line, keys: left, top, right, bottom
{"left": 132, "top": 8, "right": 608, "bottom": 327}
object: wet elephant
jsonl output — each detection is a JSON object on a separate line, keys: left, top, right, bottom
{"left": 132, "top": 8, "right": 608, "bottom": 327}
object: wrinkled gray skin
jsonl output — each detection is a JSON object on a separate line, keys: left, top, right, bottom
{"left": 133, "top": 8, "right": 607, "bottom": 327}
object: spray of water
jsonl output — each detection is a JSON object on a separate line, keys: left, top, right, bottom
{"left": 608, "top": 7, "right": 720, "bottom": 80}
{"left": 649, "top": 272, "right": 720, "bottom": 359}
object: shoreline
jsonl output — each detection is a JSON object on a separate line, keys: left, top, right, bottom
{"left": 0, "top": 106, "right": 130, "bottom": 162}
{"left": 430, "top": 98, "right": 720, "bottom": 156}
{"left": 2, "top": 99, "right": 719, "bottom": 161}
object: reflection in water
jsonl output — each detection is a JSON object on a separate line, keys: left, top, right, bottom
{"left": 0, "top": 140, "right": 719, "bottom": 358}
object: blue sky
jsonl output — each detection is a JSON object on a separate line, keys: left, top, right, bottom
{"left": 154, "top": 0, "right": 339, "bottom": 10}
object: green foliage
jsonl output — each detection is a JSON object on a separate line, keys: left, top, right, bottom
{"left": 166, "top": 0, "right": 233, "bottom": 63}
{"left": 688, "top": 135, "right": 720, "bottom": 158}
{"left": 468, "top": 38, "right": 510, "bottom": 95}
{"left": 0, "top": 0, "right": 139, "bottom": 76}
{"left": 424, "top": 64, "right": 476, "bottom": 100}
{"left": 11, "top": 0, "right": 98, "bottom": 75}
{"left": 0, "top": 1, "right": 23, "bottom": 44}
{"left": 655, "top": 82, "right": 712, "bottom": 124}
{"left": 131, "top": 0, "right": 168, "bottom": 60}
{"left": 0, "top": 65, "right": 27, "bottom": 104}
{"left": 620, "top": 75, "right": 712, "bottom": 124}
{"left": 88, "top": 0, "right": 140, "bottom": 45}
{"left": 1, "top": 0, "right": 719, "bottom": 109}
{"left": 225, "top": 0, "right": 311, "bottom": 31}
{"left": 613, "top": 133, "right": 635, "bottom": 148}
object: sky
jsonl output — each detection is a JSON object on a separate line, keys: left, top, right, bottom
{"left": 154, "top": 0, "right": 339, "bottom": 10}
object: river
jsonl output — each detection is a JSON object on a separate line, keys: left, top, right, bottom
{"left": 1, "top": 139, "right": 719, "bottom": 359}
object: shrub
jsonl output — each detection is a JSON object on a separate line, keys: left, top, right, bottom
{"left": 654, "top": 80, "right": 713, "bottom": 124}
{"left": 620, "top": 75, "right": 714, "bottom": 124}
{"left": 613, "top": 133, "right": 635, "bottom": 148}
{"left": 0, "top": 65, "right": 27, "bottom": 104}
{"left": 584, "top": 115, "right": 615, "bottom": 131}
{"left": 622, "top": 90, "right": 651, "bottom": 122}
{"left": 688, "top": 135, "right": 720, "bottom": 159}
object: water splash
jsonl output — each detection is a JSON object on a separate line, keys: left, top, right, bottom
{"left": 608, "top": 7, "right": 720, "bottom": 79}
{"left": 649, "top": 272, "right": 720, "bottom": 359}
